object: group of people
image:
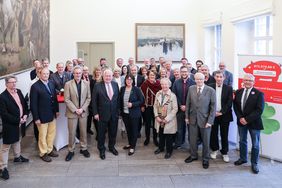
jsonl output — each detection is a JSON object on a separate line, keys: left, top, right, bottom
{"left": 0, "top": 56, "right": 264, "bottom": 180}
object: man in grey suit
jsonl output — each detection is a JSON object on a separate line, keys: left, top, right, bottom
{"left": 50, "top": 62, "right": 72, "bottom": 93}
{"left": 185, "top": 72, "right": 216, "bottom": 169}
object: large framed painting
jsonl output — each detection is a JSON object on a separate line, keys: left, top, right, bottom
{"left": 135, "top": 23, "right": 185, "bottom": 62}
{"left": 0, "top": 0, "right": 50, "bottom": 78}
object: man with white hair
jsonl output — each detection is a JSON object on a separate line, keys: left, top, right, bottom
{"left": 233, "top": 73, "right": 264, "bottom": 174}
{"left": 185, "top": 72, "right": 216, "bottom": 169}
{"left": 92, "top": 69, "right": 120, "bottom": 160}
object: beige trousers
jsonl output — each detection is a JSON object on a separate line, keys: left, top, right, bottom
{"left": 37, "top": 119, "right": 56, "bottom": 157}
{"left": 0, "top": 140, "right": 21, "bottom": 169}
{"left": 68, "top": 117, "right": 87, "bottom": 152}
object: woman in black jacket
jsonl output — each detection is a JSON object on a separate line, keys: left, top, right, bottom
{"left": 120, "top": 74, "right": 144, "bottom": 155}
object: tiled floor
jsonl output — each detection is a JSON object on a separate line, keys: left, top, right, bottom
{"left": 1, "top": 125, "right": 282, "bottom": 188}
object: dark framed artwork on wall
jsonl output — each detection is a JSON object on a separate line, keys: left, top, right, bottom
{"left": 135, "top": 23, "right": 185, "bottom": 63}
{"left": 0, "top": 0, "right": 50, "bottom": 79}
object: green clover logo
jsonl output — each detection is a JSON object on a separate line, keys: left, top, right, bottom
{"left": 262, "top": 103, "right": 280, "bottom": 135}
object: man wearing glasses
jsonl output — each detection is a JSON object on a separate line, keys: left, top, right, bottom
{"left": 0, "top": 76, "right": 29, "bottom": 180}
{"left": 233, "top": 73, "right": 265, "bottom": 174}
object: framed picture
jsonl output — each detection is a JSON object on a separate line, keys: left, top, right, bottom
{"left": 0, "top": 0, "right": 50, "bottom": 79}
{"left": 135, "top": 23, "right": 185, "bottom": 62}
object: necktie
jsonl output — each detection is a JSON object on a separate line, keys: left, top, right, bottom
{"left": 107, "top": 83, "right": 113, "bottom": 100}
{"left": 197, "top": 87, "right": 201, "bottom": 96}
{"left": 182, "top": 81, "right": 187, "bottom": 105}
{"left": 45, "top": 82, "right": 51, "bottom": 94}
{"left": 242, "top": 88, "right": 249, "bottom": 110}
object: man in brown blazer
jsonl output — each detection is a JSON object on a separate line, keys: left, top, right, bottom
{"left": 64, "top": 66, "right": 91, "bottom": 161}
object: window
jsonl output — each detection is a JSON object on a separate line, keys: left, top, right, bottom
{"left": 254, "top": 15, "right": 273, "bottom": 55}
{"left": 204, "top": 24, "right": 222, "bottom": 71}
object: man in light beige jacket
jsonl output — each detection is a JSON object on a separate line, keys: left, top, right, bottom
{"left": 64, "top": 66, "right": 91, "bottom": 161}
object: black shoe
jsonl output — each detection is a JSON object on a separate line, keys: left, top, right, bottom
{"left": 100, "top": 151, "right": 105, "bottom": 160}
{"left": 153, "top": 140, "right": 159, "bottom": 147}
{"left": 80, "top": 149, "right": 90, "bottom": 158}
{"left": 251, "top": 165, "right": 259, "bottom": 174}
{"left": 202, "top": 160, "right": 209, "bottom": 169}
{"left": 234, "top": 159, "right": 247, "bottom": 166}
{"left": 154, "top": 148, "right": 164, "bottom": 154}
{"left": 65, "top": 152, "right": 74, "bottom": 161}
{"left": 184, "top": 156, "right": 198, "bottom": 163}
{"left": 144, "top": 139, "right": 149, "bottom": 146}
{"left": 1, "top": 168, "right": 9, "bottom": 180}
{"left": 87, "top": 129, "right": 94, "bottom": 135}
{"left": 109, "top": 148, "right": 119, "bottom": 156}
{"left": 164, "top": 153, "right": 172, "bottom": 159}
{"left": 41, "top": 153, "right": 52, "bottom": 162}
{"left": 123, "top": 145, "right": 131, "bottom": 150}
{"left": 48, "top": 149, "right": 59, "bottom": 157}
{"left": 173, "top": 145, "right": 181, "bottom": 150}
{"left": 14, "top": 155, "right": 29, "bottom": 163}
{"left": 128, "top": 149, "right": 135, "bottom": 156}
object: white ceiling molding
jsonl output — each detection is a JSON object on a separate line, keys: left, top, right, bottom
{"left": 230, "top": 0, "right": 274, "bottom": 24}
{"left": 201, "top": 11, "right": 223, "bottom": 27}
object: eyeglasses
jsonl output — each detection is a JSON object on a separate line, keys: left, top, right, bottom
{"left": 243, "top": 79, "right": 254, "bottom": 82}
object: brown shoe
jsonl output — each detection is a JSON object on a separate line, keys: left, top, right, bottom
{"left": 48, "top": 149, "right": 59, "bottom": 157}
{"left": 41, "top": 154, "right": 52, "bottom": 162}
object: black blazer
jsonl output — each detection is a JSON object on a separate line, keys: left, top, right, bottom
{"left": 233, "top": 87, "right": 264, "bottom": 130}
{"left": 0, "top": 89, "right": 28, "bottom": 144}
{"left": 92, "top": 81, "right": 120, "bottom": 122}
{"left": 30, "top": 69, "right": 37, "bottom": 80}
{"left": 172, "top": 78, "right": 195, "bottom": 108}
{"left": 49, "top": 71, "right": 72, "bottom": 92}
{"left": 30, "top": 80, "right": 59, "bottom": 123}
{"left": 120, "top": 86, "right": 144, "bottom": 118}
{"left": 205, "top": 74, "right": 216, "bottom": 85}
{"left": 136, "top": 75, "right": 145, "bottom": 87}
{"left": 209, "top": 83, "right": 233, "bottom": 123}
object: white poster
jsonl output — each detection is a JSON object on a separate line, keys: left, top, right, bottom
{"left": 238, "top": 54, "right": 282, "bottom": 161}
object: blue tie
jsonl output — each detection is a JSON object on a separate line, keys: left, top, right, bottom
{"left": 44, "top": 82, "right": 51, "bottom": 94}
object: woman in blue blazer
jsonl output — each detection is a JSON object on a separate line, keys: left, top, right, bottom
{"left": 120, "top": 74, "right": 144, "bottom": 155}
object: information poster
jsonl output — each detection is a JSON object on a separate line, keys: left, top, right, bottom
{"left": 238, "top": 55, "right": 282, "bottom": 161}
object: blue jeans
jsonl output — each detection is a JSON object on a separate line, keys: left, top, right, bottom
{"left": 238, "top": 126, "right": 261, "bottom": 165}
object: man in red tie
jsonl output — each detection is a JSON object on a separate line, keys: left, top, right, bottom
{"left": 92, "top": 69, "right": 120, "bottom": 160}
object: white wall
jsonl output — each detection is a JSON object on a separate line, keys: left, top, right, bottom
{"left": 49, "top": 0, "right": 201, "bottom": 70}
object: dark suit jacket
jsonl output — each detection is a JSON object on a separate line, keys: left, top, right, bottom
{"left": 92, "top": 81, "right": 119, "bottom": 122}
{"left": 135, "top": 75, "right": 145, "bottom": 87}
{"left": 50, "top": 71, "right": 72, "bottom": 92}
{"left": 30, "top": 80, "right": 59, "bottom": 123}
{"left": 30, "top": 69, "right": 37, "bottom": 80}
{"left": 209, "top": 83, "right": 233, "bottom": 123}
{"left": 0, "top": 89, "right": 28, "bottom": 144}
{"left": 233, "top": 87, "right": 264, "bottom": 130}
{"left": 172, "top": 78, "right": 195, "bottom": 109}
{"left": 205, "top": 74, "right": 216, "bottom": 85}
{"left": 120, "top": 86, "right": 144, "bottom": 118}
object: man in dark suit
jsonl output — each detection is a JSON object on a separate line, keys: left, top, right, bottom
{"left": 92, "top": 69, "right": 120, "bottom": 160}
{"left": 209, "top": 70, "right": 233, "bottom": 162}
{"left": 185, "top": 72, "right": 216, "bottom": 169}
{"left": 81, "top": 66, "right": 94, "bottom": 135}
{"left": 200, "top": 64, "right": 215, "bottom": 85}
{"left": 30, "top": 59, "right": 42, "bottom": 80}
{"left": 49, "top": 62, "right": 72, "bottom": 93}
{"left": 0, "top": 75, "right": 29, "bottom": 180}
{"left": 172, "top": 66, "right": 195, "bottom": 149}
{"left": 30, "top": 68, "right": 59, "bottom": 163}
{"left": 233, "top": 73, "right": 264, "bottom": 174}
{"left": 218, "top": 62, "right": 233, "bottom": 87}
